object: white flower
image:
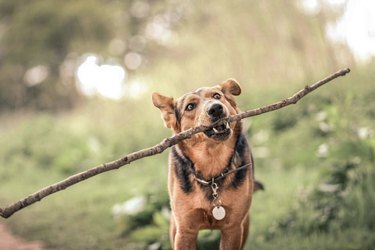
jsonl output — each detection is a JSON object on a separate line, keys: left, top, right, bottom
{"left": 112, "top": 196, "right": 146, "bottom": 217}
{"left": 357, "top": 127, "right": 373, "bottom": 140}
{"left": 317, "top": 143, "right": 329, "bottom": 158}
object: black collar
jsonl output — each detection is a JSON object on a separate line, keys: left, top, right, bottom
{"left": 193, "top": 163, "right": 251, "bottom": 186}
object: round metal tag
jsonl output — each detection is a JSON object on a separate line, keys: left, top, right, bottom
{"left": 212, "top": 206, "right": 226, "bottom": 220}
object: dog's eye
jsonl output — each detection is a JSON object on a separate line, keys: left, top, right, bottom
{"left": 185, "top": 103, "right": 196, "bottom": 111}
{"left": 213, "top": 93, "right": 221, "bottom": 100}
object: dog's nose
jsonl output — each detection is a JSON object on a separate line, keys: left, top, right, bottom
{"left": 208, "top": 103, "right": 224, "bottom": 118}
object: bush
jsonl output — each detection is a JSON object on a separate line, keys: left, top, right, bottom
{"left": 265, "top": 129, "right": 375, "bottom": 241}
{"left": 113, "top": 189, "right": 170, "bottom": 249}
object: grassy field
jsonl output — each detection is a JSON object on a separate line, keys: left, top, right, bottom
{"left": 0, "top": 68, "right": 374, "bottom": 249}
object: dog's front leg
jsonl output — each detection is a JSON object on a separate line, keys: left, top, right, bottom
{"left": 220, "top": 225, "right": 245, "bottom": 250}
{"left": 174, "top": 228, "right": 198, "bottom": 250}
{"left": 169, "top": 215, "right": 177, "bottom": 247}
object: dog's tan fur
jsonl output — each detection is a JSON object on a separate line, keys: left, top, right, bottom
{"left": 153, "top": 79, "right": 255, "bottom": 249}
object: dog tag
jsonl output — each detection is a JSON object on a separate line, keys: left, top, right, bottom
{"left": 212, "top": 206, "right": 226, "bottom": 220}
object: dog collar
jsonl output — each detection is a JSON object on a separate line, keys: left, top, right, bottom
{"left": 193, "top": 163, "right": 251, "bottom": 186}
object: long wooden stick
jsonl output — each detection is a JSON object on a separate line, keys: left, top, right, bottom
{"left": 0, "top": 68, "right": 350, "bottom": 219}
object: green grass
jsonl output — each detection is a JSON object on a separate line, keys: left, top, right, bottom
{"left": 1, "top": 154, "right": 168, "bottom": 249}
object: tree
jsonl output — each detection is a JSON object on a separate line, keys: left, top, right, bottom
{"left": 0, "top": 0, "right": 186, "bottom": 110}
{"left": 0, "top": 0, "right": 113, "bottom": 110}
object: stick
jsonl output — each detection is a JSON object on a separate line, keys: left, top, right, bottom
{"left": 0, "top": 68, "right": 350, "bottom": 219}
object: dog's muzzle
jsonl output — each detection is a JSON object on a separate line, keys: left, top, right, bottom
{"left": 203, "top": 103, "right": 231, "bottom": 141}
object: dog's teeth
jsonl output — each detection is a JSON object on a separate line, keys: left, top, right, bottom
{"left": 213, "top": 127, "right": 219, "bottom": 133}
{"left": 226, "top": 122, "right": 230, "bottom": 128}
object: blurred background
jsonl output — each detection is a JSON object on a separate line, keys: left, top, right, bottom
{"left": 0, "top": 0, "right": 374, "bottom": 249}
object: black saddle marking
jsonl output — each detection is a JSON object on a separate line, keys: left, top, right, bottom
{"left": 231, "top": 133, "right": 251, "bottom": 189}
{"left": 171, "top": 146, "right": 194, "bottom": 193}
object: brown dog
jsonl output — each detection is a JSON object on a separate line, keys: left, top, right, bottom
{"left": 152, "top": 79, "right": 260, "bottom": 250}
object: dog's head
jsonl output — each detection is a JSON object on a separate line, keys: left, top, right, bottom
{"left": 152, "top": 79, "right": 241, "bottom": 142}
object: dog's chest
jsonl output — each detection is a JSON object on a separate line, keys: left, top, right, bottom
{"left": 187, "top": 143, "right": 235, "bottom": 178}
{"left": 183, "top": 185, "right": 250, "bottom": 229}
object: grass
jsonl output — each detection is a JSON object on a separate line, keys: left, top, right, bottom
{"left": 2, "top": 155, "right": 168, "bottom": 249}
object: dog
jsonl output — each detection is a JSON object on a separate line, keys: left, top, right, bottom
{"left": 152, "top": 79, "right": 262, "bottom": 249}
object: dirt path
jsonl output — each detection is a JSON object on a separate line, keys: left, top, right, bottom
{"left": 0, "top": 223, "right": 43, "bottom": 250}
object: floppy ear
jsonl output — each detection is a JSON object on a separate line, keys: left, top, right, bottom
{"left": 152, "top": 92, "right": 178, "bottom": 130}
{"left": 219, "top": 79, "right": 241, "bottom": 96}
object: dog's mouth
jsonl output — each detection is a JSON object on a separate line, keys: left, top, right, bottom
{"left": 204, "top": 121, "right": 231, "bottom": 141}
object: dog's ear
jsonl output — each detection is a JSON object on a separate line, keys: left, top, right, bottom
{"left": 152, "top": 92, "right": 178, "bottom": 130}
{"left": 219, "top": 79, "right": 241, "bottom": 96}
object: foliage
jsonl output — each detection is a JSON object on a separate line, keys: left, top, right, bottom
{"left": 142, "top": 0, "right": 354, "bottom": 96}
{"left": 0, "top": 0, "right": 114, "bottom": 110}
{"left": 113, "top": 189, "right": 170, "bottom": 249}
{"left": 263, "top": 83, "right": 375, "bottom": 247}
{"left": 0, "top": 0, "right": 183, "bottom": 110}
{"left": 0, "top": 0, "right": 355, "bottom": 110}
